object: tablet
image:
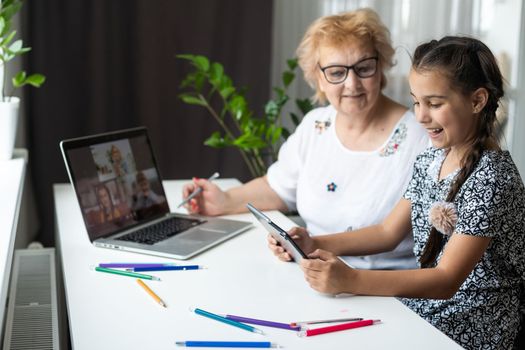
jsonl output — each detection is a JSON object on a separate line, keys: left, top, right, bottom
{"left": 246, "top": 203, "right": 308, "bottom": 263}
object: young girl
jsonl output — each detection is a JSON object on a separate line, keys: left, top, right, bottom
{"left": 269, "top": 36, "right": 525, "bottom": 349}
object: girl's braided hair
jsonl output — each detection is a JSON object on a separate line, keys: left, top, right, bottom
{"left": 412, "top": 37, "right": 504, "bottom": 267}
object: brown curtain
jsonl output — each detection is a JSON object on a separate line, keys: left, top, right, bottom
{"left": 23, "top": 0, "right": 273, "bottom": 246}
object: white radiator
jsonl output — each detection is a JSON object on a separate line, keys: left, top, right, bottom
{"left": 2, "top": 248, "right": 59, "bottom": 350}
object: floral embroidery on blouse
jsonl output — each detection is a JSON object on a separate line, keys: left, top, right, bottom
{"left": 314, "top": 118, "right": 331, "bottom": 134}
{"left": 379, "top": 122, "right": 407, "bottom": 157}
{"left": 326, "top": 182, "right": 337, "bottom": 192}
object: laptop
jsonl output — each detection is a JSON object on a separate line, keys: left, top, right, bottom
{"left": 60, "top": 126, "right": 252, "bottom": 260}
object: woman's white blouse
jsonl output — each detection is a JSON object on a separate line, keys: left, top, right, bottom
{"left": 267, "top": 104, "right": 429, "bottom": 269}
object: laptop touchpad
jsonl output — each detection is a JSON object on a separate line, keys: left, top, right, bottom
{"left": 179, "top": 229, "right": 227, "bottom": 243}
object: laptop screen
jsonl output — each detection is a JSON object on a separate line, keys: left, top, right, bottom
{"left": 61, "top": 128, "right": 170, "bottom": 241}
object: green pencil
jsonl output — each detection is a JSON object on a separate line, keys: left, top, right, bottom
{"left": 94, "top": 266, "right": 161, "bottom": 281}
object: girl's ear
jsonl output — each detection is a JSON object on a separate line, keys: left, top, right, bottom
{"left": 471, "top": 87, "right": 489, "bottom": 114}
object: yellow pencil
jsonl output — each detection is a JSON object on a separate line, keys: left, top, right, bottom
{"left": 136, "top": 279, "right": 167, "bottom": 308}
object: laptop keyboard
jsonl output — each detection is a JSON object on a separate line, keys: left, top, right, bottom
{"left": 116, "top": 217, "right": 205, "bottom": 245}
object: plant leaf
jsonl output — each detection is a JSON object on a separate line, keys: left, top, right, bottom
{"left": 219, "top": 74, "right": 232, "bottom": 91}
{"left": 290, "top": 112, "right": 300, "bottom": 126}
{"left": 179, "top": 93, "right": 207, "bottom": 106}
{"left": 204, "top": 131, "right": 227, "bottom": 148}
{"left": 193, "top": 55, "right": 210, "bottom": 72}
{"left": 296, "top": 98, "right": 313, "bottom": 115}
{"left": 15, "top": 46, "right": 31, "bottom": 55}
{"left": 8, "top": 39, "right": 22, "bottom": 53}
{"left": 24, "top": 74, "right": 46, "bottom": 87}
{"left": 286, "top": 58, "right": 298, "bottom": 70}
{"left": 264, "top": 100, "right": 278, "bottom": 117}
{"left": 177, "top": 54, "right": 209, "bottom": 72}
{"left": 1, "top": 30, "right": 16, "bottom": 47}
{"left": 281, "top": 128, "right": 291, "bottom": 139}
{"left": 194, "top": 72, "right": 206, "bottom": 91}
{"left": 228, "top": 95, "right": 248, "bottom": 122}
{"left": 176, "top": 53, "right": 196, "bottom": 61}
{"left": 209, "top": 62, "right": 224, "bottom": 86}
{"left": 272, "top": 87, "right": 284, "bottom": 99}
{"left": 0, "top": 1, "right": 23, "bottom": 22}
{"left": 271, "top": 126, "right": 282, "bottom": 144}
{"left": 282, "top": 71, "right": 294, "bottom": 88}
{"left": 12, "top": 71, "right": 26, "bottom": 88}
{"left": 219, "top": 86, "right": 235, "bottom": 99}
{"left": 0, "top": 18, "right": 5, "bottom": 37}
{"left": 233, "top": 133, "right": 266, "bottom": 150}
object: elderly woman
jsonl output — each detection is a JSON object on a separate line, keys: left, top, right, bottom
{"left": 182, "top": 8, "right": 428, "bottom": 269}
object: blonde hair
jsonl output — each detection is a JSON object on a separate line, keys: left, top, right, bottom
{"left": 296, "top": 8, "right": 395, "bottom": 104}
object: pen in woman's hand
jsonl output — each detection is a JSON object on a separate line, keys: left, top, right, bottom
{"left": 177, "top": 172, "right": 220, "bottom": 208}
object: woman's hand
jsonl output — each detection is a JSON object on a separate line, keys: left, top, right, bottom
{"left": 300, "top": 249, "right": 354, "bottom": 295}
{"left": 267, "top": 227, "right": 315, "bottom": 262}
{"left": 181, "top": 177, "right": 229, "bottom": 216}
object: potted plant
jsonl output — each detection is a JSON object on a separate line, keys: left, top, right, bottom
{"left": 0, "top": 0, "right": 45, "bottom": 160}
{"left": 178, "top": 54, "right": 312, "bottom": 178}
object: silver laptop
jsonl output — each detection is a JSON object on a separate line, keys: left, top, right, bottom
{"left": 60, "top": 126, "right": 252, "bottom": 260}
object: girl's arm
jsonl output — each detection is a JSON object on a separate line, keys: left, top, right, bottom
{"left": 314, "top": 198, "right": 414, "bottom": 256}
{"left": 268, "top": 199, "right": 412, "bottom": 261}
{"left": 302, "top": 233, "right": 491, "bottom": 298}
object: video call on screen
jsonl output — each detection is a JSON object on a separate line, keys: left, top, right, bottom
{"left": 67, "top": 134, "right": 169, "bottom": 241}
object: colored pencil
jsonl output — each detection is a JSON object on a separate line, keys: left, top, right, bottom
{"left": 191, "top": 307, "right": 264, "bottom": 335}
{"left": 93, "top": 266, "right": 160, "bottom": 281}
{"left": 137, "top": 279, "right": 166, "bottom": 308}
{"left": 298, "top": 319, "right": 381, "bottom": 337}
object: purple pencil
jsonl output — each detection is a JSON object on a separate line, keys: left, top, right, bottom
{"left": 98, "top": 263, "right": 176, "bottom": 268}
{"left": 224, "top": 314, "right": 301, "bottom": 331}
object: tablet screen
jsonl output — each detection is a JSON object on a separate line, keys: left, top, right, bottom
{"left": 246, "top": 203, "right": 307, "bottom": 263}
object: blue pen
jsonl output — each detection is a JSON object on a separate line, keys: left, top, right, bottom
{"left": 175, "top": 341, "right": 279, "bottom": 348}
{"left": 131, "top": 265, "right": 203, "bottom": 272}
{"left": 191, "top": 307, "right": 264, "bottom": 335}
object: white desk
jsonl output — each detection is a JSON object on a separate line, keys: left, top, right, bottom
{"left": 0, "top": 149, "right": 27, "bottom": 336}
{"left": 54, "top": 179, "right": 461, "bottom": 350}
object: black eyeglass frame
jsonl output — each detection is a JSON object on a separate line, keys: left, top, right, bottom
{"left": 318, "top": 56, "right": 379, "bottom": 84}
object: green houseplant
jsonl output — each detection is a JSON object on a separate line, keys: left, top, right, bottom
{"left": 0, "top": 0, "right": 45, "bottom": 160}
{"left": 178, "top": 54, "right": 312, "bottom": 178}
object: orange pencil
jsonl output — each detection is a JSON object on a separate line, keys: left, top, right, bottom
{"left": 137, "top": 279, "right": 167, "bottom": 308}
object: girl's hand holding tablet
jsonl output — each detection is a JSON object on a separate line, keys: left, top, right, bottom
{"left": 300, "top": 249, "right": 354, "bottom": 295}
{"left": 267, "top": 227, "right": 315, "bottom": 262}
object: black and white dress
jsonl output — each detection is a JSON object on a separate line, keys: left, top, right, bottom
{"left": 402, "top": 148, "right": 525, "bottom": 350}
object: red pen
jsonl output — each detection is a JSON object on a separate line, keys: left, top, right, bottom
{"left": 297, "top": 319, "right": 381, "bottom": 337}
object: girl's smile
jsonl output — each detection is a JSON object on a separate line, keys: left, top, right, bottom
{"left": 408, "top": 68, "right": 481, "bottom": 158}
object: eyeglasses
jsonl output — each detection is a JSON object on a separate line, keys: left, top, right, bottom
{"left": 318, "top": 56, "right": 379, "bottom": 84}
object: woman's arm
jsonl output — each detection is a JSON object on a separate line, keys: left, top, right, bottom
{"left": 302, "top": 233, "right": 491, "bottom": 298}
{"left": 223, "top": 176, "right": 288, "bottom": 213}
{"left": 183, "top": 175, "right": 288, "bottom": 215}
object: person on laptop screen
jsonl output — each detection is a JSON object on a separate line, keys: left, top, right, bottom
{"left": 66, "top": 137, "right": 170, "bottom": 239}
{"left": 95, "top": 183, "right": 124, "bottom": 224}
{"left": 132, "top": 171, "right": 167, "bottom": 219}
{"left": 182, "top": 9, "right": 429, "bottom": 270}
